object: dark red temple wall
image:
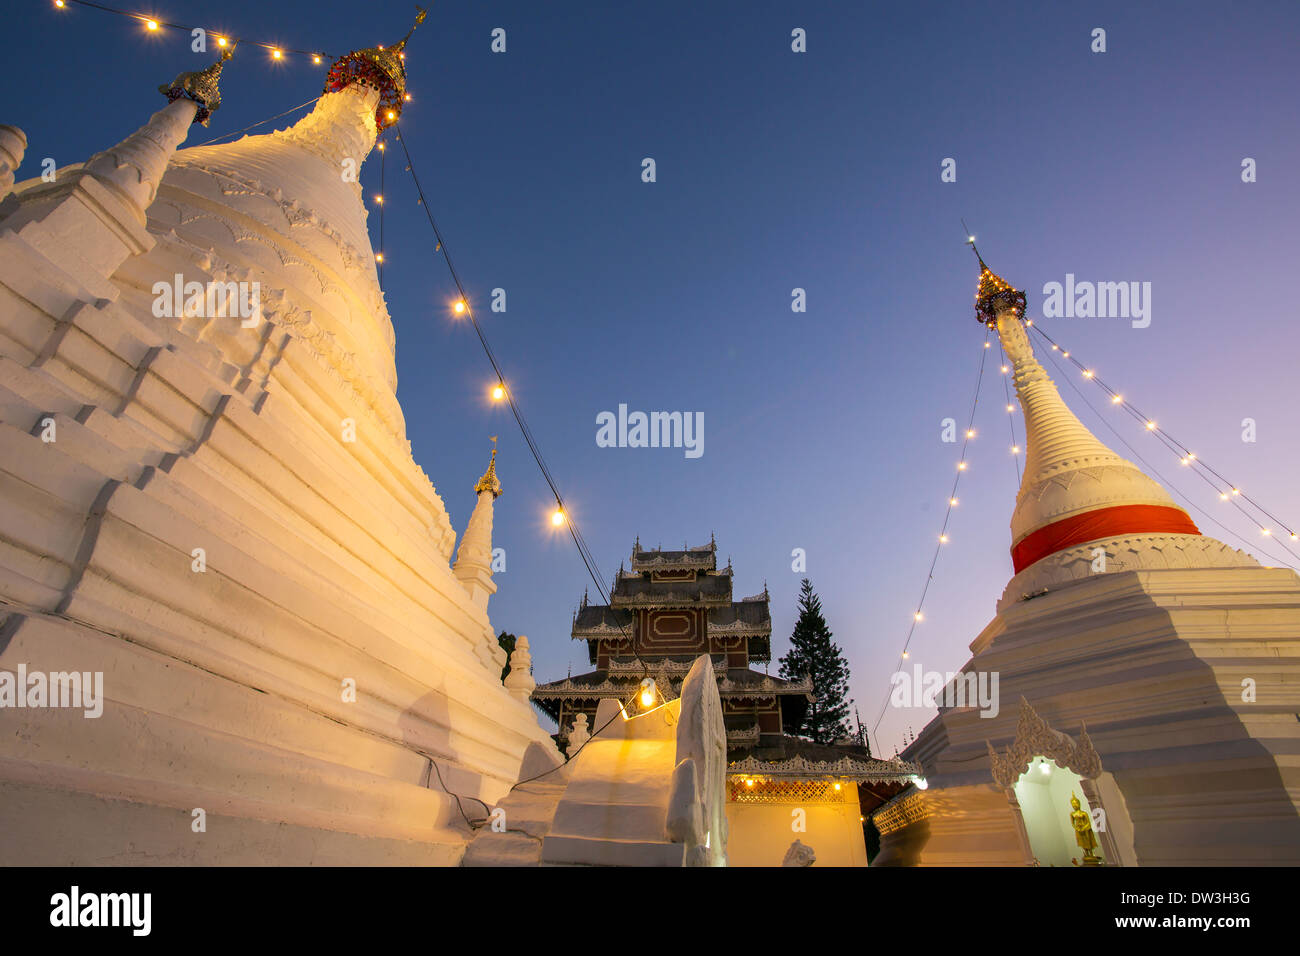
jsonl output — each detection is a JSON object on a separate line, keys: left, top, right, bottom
{"left": 637, "top": 608, "right": 707, "bottom": 655}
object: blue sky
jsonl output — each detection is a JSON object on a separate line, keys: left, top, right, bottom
{"left": 8, "top": 0, "right": 1299, "bottom": 754}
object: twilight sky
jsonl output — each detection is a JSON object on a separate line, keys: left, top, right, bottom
{"left": 7, "top": 0, "right": 1299, "bottom": 754}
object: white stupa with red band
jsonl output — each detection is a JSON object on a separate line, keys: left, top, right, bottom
{"left": 975, "top": 258, "right": 1258, "bottom": 608}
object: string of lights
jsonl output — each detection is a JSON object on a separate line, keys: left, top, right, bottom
{"left": 50, "top": 0, "right": 337, "bottom": 63}
{"left": 1035, "top": 343, "right": 1299, "bottom": 573}
{"left": 868, "top": 328, "right": 992, "bottom": 749}
{"left": 387, "top": 123, "right": 652, "bottom": 683}
{"left": 1025, "top": 320, "right": 1300, "bottom": 562}
{"left": 997, "top": 337, "right": 1021, "bottom": 485}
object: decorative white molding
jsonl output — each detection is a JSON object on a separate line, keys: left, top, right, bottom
{"left": 999, "top": 533, "right": 1259, "bottom": 611}
{"left": 986, "top": 697, "right": 1102, "bottom": 789}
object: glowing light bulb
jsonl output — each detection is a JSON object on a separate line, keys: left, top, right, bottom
{"left": 272, "top": 48, "right": 283, "bottom": 60}
{"left": 1000, "top": 365, "right": 1009, "bottom": 374}
{"left": 984, "top": 341, "right": 991, "bottom": 349}
{"left": 216, "top": 36, "right": 228, "bottom": 48}
{"left": 1006, "top": 404, "right": 1014, "bottom": 413}
{"left": 404, "top": 94, "right": 412, "bottom": 101}
{"left": 55, "top": 0, "right": 65, "bottom": 7}
{"left": 1145, "top": 421, "right": 1156, "bottom": 430}
{"left": 966, "top": 429, "right": 975, "bottom": 438}
{"left": 1083, "top": 369, "right": 1094, "bottom": 378}
{"left": 1232, "top": 488, "right": 1241, "bottom": 496}
{"left": 551, "top": 508, "right": 566, "bottom": 527}
{"left": 914, "top": 777, "right": 929, "bottom": 790}
{"left": 146, "top": 19, "right": 159, "bottom": 31}
{"left": 914, "top": 611, "right": 923, "bottom": 621}
{"left": 374, "top": 194, "right": 383, "bottom": 204}
{"left": 833, "top": 782, "right": 842, "bottom": 792}
{"left": 1011, "top": 445, "right": 1020, "bottom": 454}
{"left": 387, "top": 111, "right": 396, "bottom": 120}
{"left": 313, "top": 54, "right": 322, "bottom": 64}
{"left": 901, "top": 650, "right": 909, "bottom": 659}
{"left": 939, "top": 534, "right": 948, "bottom": 543}
{"left": 375, "top": 252, "right": 384, "bottom": 263}
{"left": 1219, "top": 493, "right": 1229, "bottom": 501}
{"left": 491, "top": 384, "right": 505, "bottom": 402}
{"left": 1112, "top": 395, "right": 1123, "bottom": 404}
{"left": 745, "top": 778, "right": 755, "bottom": 788}
{"left": 1263, "top": 529, "right": 1272, "bottom": 537}
{"left": 378, "top": 143, "right": 385, "bottom": 151}
{"left": 950, "top": 497, "right": 959, "bottom": 507}
{"left": 957, "top": 462, "right": 967, "bottom": 471}
{"left": 453, "top": 299, "right": 466, "bottom": 314}
{"left": 639, "top": 678, "right": 657, "bottom": 708}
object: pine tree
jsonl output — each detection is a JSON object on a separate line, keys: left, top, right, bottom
{"left": 778, "top": 579, "right": 852, "bottom": 744}
{"left": 497, "top": 630, "right": 516, "bottom": 683}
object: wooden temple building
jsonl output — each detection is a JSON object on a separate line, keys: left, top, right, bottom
{"left": 531, "top": 536, "right": 918, "bottom": 865}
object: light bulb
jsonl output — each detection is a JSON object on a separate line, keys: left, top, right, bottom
{"left": 272, "top": 48, "right": 283, "bottom": 60}
{"left": 966, "top": 429, "right": 975, "bottom": 438}
{"left": 491, "top": 384, "right": 505, "bottom": 401}
{"left": 1112, "top": 395, "right": 1123, "bottom": 404}
{"left": 375, "top": 252, "right": 384, "bottom": 263}
{"left": 833, "top": 782, "right": 842, "bottom": 792}
{"left": 146, "top": 19, "right": 159, "bottom": 31}
{"left": 216, "top": 36, "right": 227, "bottom": 47}
{"left": 1006, "top": 404, "right": 1014, "bottom": 413}
{"left": 939, "top": 534, "right": 948, "bottom": 543}
{"left": 313, "top": 54, "right": 322, "bottom": 64}
{"left": 551, "top": 509, "right": 566, "bottom": 527}
{"left": 453, "top": 300, "right": 467, "bottom": 314}
{"left": 639, "top": 678, "right": 656, "bottom": 708}
{"left": 950, "top": 497, "right": 958, "bottom": 506}
{"left": 914, "top": 611, "right": 923, "bottom": 621}
{"left": 1145, "top": 421, "right": 1156, "bottom": 430}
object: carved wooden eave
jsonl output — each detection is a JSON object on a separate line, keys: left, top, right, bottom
{"left": 729, "top": 753, "right": 921, "bottom": 784}
{"left": 986, "top": 697, "right": 1103, "bottom": 789}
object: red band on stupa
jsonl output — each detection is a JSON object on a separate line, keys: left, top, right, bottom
{"left": 1011, "top": 504, "right": 1200, "bottom": 573}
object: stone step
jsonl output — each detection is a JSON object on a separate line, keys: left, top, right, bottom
{"left": 461, "top": 831, "right": 545, "bottom": 867}
{"left": 541, "top": 833, "right": 685, "bottom": 868}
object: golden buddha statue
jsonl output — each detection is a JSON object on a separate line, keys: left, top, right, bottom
{"left": 1069, "top": 792, "right": 1103, "bottom": 865}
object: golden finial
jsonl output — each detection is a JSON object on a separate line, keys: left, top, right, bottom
{"left": 323, "top": 6, "right": 430, "bottom": 131}
{"left": 475, "top": 437, "right": 502, "bottom": 498}
{"left": 396, "top": 6, "right": 428, "bottom": 52}
{"left": 159, "top": 45, "right": 235, "bottom": 127}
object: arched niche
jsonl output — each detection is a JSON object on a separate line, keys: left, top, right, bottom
{"left": 987, "top": 698, "right": 1132, "bottom": 866}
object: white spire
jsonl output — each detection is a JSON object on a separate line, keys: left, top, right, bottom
{"left": 968, "top": 255, "right": 1256, "bottom": 596}
{"left": 454, "top": 445, "right": 502, "bottom": 610}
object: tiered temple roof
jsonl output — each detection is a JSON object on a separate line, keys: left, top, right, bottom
{"left": 533, "top": 536, "right": 800, "bottom": 749}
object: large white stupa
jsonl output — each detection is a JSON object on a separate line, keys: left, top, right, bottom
{"left": 871, "top": 254, "right": 1300, "bottom": 866}
{"left": 0, "top": 17, "right": 558, "bottom": 864}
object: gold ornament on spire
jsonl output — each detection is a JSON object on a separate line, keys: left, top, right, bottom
{"left": 323, "top": 6, "right": 427, "bottom": 131}
{"left": 475, "top": 437, "right": 502, "bottom": 498}
{"left": 159, "top": 46, "right": 235, "bottom": 127}
{"left": 969, "top": 238, "right": 1026, "bottom": 325}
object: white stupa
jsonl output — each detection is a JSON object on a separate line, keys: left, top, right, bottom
{"left": 0, "top": 15, "right": 558, "bottom": 864}
{"left": 870, "top": 253, "right": 1300, "bottom": 866}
